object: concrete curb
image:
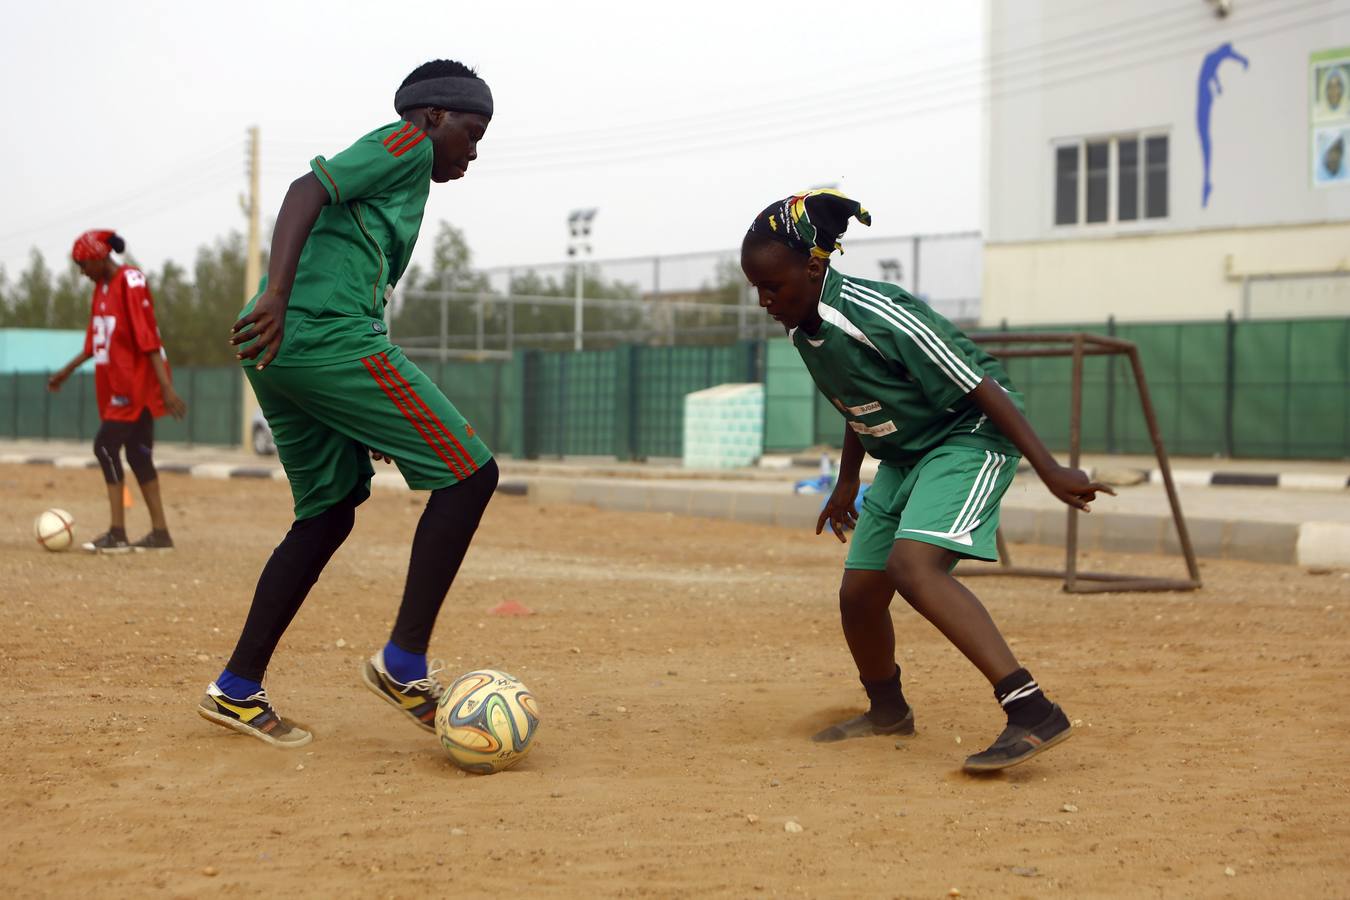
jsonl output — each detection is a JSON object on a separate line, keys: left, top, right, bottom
{"left": 1145, "top": 469, "right": 1350, "bottom": 491}
{"left": 8, "top": 455, "right": 1347, "bottom": 569}
{"left": 2, "top": 454, "right": 525, "bottom": 496}
{"left": 523, "top": 475, "right": 1350, "bottom": 570}
{"left": 780, "top": 455, "right": 1350, "bottom": 491}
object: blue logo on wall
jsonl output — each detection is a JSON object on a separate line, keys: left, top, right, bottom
{"left": 1197, "top": 42, "right": 1250, "bottom": 208}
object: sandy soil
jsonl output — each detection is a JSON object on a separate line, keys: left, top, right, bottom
{"left": 2, "top": 463, "right": 1348, "bottom": 899}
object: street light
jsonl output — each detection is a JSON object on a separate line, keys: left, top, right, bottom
{"left": 567, "top": 208, "right": 598, "bottom": 352}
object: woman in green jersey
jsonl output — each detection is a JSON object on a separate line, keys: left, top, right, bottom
{"left": 741, "top": 190, "right": 1112, "bottom": 772}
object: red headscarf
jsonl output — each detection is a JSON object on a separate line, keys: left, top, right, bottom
{"left": 71, "top": 229, "right": 117, "bottom": 262}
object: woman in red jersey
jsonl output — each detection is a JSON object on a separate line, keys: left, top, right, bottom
{"left": 48, "top": 230, "right": 187, "bottom": 553}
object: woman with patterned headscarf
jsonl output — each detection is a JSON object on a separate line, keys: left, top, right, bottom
{"left": 48, "top": 230, "right": 187, "bottom": 553}
{"left": 742, "top": 190, "right": 1109, "bottom": 773}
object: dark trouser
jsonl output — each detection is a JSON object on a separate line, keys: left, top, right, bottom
{"left": 224, "top": 459, "right": 499, "bottom": 682}
{"left": 94, "top": 408, "right": 156, "bottom": 485}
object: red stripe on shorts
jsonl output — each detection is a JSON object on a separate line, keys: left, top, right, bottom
{"left": 377, "top": 353, "right": 478, "bottom": 475}
{"left": 361, "top": 356, "right": 467, "bottom": 480}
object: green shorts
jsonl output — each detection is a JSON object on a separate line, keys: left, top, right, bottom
{"left": 247, "top": 346, "right": 493, "bottom": 519}
{"left": 844, "top": 444, "right": 1019, "bottom": 570}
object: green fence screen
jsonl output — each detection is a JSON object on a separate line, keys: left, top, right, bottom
{"left": 765, "top": 317, "right": 1350, "bottom": 460}
{"left": 1, "top": 366, "right": 242, "bottom": 446}
{"left": 4, "top": 319, "right": 1346, "bottom": 460}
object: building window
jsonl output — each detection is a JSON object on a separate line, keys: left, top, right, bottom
{"left": 1054, "top": 145, "right": 1079, "bottom": 225}
{"left": 1085, "top": 141, "right": 1110, "bottom": 223}
{"left": 1053, "top": 132, "right": 1167, "bottom": 226}
{"left": 1118, "top": 138, "right": 1139, "bottom": 221}
{"left": 1145, "top": 135, "right": 1168, "bottom": 219}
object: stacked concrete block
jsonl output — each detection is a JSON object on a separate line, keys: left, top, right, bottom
{"left": 682, "top": 383, "right": 765, "bottom": 469}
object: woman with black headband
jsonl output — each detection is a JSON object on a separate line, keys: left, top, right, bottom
{"left": 199, "top": 59, "right": 498, "bottom": 748}
{"left": 742, "top": 190, "right": 1111, "bottom": 772}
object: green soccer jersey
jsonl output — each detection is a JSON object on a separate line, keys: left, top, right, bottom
{"left": 791, "top": 267, "right": 1024, "bottom": 464}
{"left": 239, "top": 121, "right": 435, "bottom": 366}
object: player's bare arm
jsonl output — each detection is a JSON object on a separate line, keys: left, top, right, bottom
{"left": 231, "top": 172, "right": 330, "bottom": 370}
{"left": 48, "top": 350, "right": 92, "bottom": 391}
{"left": 149, "top": 352, "right": 187, "bottom": 419}
{"left": 816, "top": 425, "right": 865, "bottom": 543}
{"left": 966, "top": 377, "right": 1114, "bottom": 511}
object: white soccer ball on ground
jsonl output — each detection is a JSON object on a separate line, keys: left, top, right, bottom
{"left": 34, "top": 509, "right": 75, "bottom": 552}
{"left": 435, "top": 669, "right": 540, "bottom": 774}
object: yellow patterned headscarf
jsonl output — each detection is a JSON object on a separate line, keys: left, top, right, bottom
{"left": 748, "top": 189, "right": 871, "bottom": 258}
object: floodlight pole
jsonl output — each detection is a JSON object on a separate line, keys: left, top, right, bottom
{"left": 567, "top": 209, "right": 596, "bottom": 352}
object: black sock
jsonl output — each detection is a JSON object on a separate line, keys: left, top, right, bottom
{"left": 389, "top": 459, "right": 499, "bottom": 654}
{"left": 994, "top": 667, "right": 1054, "bottom": 729}
{"left": 109, "top": 526, "right": 127, "bottom": 540}
{"left": 862, "top": 665, "right": 910, "bottom": 725}
{"left": 224, "top": 490, "right": 358, "bottom": 682}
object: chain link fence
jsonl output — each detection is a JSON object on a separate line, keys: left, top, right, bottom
{"left": 390, "top": 231, "right": 981, "bottom": 358}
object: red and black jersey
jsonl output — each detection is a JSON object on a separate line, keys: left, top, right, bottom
{"left": 82, "top": 265, "right": 170, "bottom": 421}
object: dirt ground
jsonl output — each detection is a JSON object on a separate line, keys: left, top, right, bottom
{"left": 2, "top": 464, "right": 1348, "bottom": 899}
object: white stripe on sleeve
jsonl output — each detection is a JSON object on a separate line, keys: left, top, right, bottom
{"left": 841, "top": 279, "right": 984, "bottom": 391}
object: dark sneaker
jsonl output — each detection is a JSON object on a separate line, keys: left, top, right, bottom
{"left": 812, "top": 707, "right": 915, "bottom": 743}
{"left": 82, "top": 530, "right": 131, "bottom": 554}
{"left": 196, "top": 682, "right": 313, "bottom": 749}
{"left": 361, "top": 650, "right": 443, "bottom": 733}
{"left": 962, "top": 704, "right": 1072, "bottom": 773}
{"left": 132, "top": 530, "right": 175, "bottom": 552}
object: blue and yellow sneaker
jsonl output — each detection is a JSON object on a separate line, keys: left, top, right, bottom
{"left": 196, "top": 682, "right": 313, "bottom": 749}
{"left": 360, "top": 649, "right": 443, "bottom": 733}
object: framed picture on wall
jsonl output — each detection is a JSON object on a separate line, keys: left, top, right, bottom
{"left": 1311, "top": 48, "right": 1350, "bottom": 187}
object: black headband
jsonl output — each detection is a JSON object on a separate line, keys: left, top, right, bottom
{"left": 394, "top": 76, "right": 493, "bottom": 118}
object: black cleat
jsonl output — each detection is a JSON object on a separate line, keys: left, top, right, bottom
{"left": 812, "top": 707, "right": 915, "bottom": 743}
{"left": 963, "top": 704, "right": 1073, "bottom": 772}
{"left": 132, "top": 530, "right": 175, "bottom": 552}
{"left": 82, "top": 530, "right": 131, "bottom": 554}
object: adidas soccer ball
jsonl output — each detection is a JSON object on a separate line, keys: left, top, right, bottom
{"left": 34, "top": 509, "right": 75, "bottom": 552}
{"left": 435, "top": 669, "right": 540, "bottom": 774}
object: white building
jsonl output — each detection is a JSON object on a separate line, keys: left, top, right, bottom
{"left": 982, "top": 0, "right": 1350, "bottom": 325}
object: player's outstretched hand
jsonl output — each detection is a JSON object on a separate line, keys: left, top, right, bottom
{"left": 47, "top": 369, "right": 70, "bottom": 393}
{"left": 816, "top": 476, "right": 861, "bottom": 544}
{"left": 164, "top": 387, "right": 188, "bottom": 420}
{"left": 1040, "top": 464, "right": 1115, "bottom": 512}
{"left": 231, "top": 291, "right": 288, "bottom": 370}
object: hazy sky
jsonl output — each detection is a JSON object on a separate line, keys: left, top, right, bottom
{"left": 0, "top": 0, "right": 984, "bottom": 280}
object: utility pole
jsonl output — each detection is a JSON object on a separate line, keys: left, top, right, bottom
{"left": 243, "top": 126, "right": 262, "bottom": 302}
{"left": 239, "top": 126, "right": 263, "bottom": 450}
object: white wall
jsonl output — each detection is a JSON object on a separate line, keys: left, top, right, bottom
{"left": 984, "top": 0, "right": 1350, "bottom": 242}
{"left": 981, "top": 0, "right": 1350, "bottom": 324}
{"left": 983, "top": 220, "right": 1350, "bottom": 325}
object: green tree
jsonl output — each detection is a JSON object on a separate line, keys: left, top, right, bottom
{"left": 49, "top": 261, "right": 89, "bottom": 330}
{"left": 506, "top": 266, "right": 644, "bottom": 350}
{"left": 391, "top": 221, "right": 495, "bottom": 354}
{"left": 0, "top": 266, "right": 10, "bottom": 327}
{"left": 10, "top": 249, "right": 54, "bottom": 327}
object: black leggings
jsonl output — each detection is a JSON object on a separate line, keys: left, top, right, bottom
{"left": 225, "top": 459, "right": 500, "bottom": 682}
{"left": 94, "top": 408, "right": 156, "bottom": 485}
